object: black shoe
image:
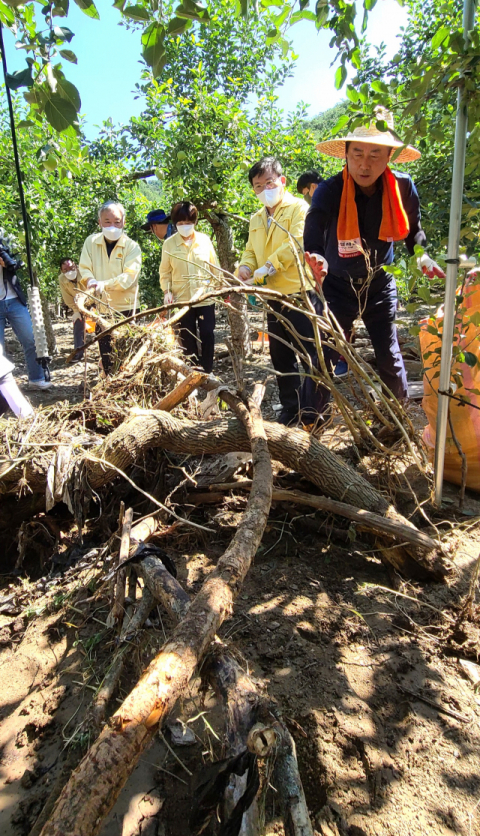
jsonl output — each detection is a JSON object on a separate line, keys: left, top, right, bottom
{"left": 276, "top": 410, "right": 299, "bottom": 427}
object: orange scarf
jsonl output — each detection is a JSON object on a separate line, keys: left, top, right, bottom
{"left": 337, "top": 165, "right": 409, "bottom": 259}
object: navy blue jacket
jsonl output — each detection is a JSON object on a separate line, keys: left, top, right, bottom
{"left": 303, "top": 170, "right": 427, "bottom": 282}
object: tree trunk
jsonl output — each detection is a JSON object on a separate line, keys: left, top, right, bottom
{"left": 40, "top": 395, "right": 273, "bottom": 836}
{"left": 33, "top": 273, "right": 57, "bottom": 356}
{"left": 0, "top": 410, "right": 447, "bottom": 580}
{"left": 209, "top": 210, "right": 251, "bottom": 360}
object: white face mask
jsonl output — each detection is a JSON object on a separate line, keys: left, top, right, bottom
{"left": 177, "top": 224, "right": 195, "bottom": 238}
{"left": 257, "top": 184, "right": 283, "bottom": 208}
{"left": 64, "top": 269, "right": 77, "bottom": 281}
{"left": 102, "top": 226, "right": 123, "bottom": 241}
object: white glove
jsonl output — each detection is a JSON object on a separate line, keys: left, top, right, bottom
{"left": 417, "top": 253, "right": 446, "bottom": 279}
{"left": 87, "top": 278, "right": 105, "bottom": 292}
{"left": 72, "top": 311, "right": 83, "bottom": 323}
{"left": 253, "top": 264, "right": 273, "bottom": 285}
{"left": 164, "top": 290, "right": 174, "bottom": 305}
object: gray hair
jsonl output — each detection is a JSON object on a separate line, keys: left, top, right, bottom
{"left": 98, "top": 201, "right": 125, "bottom": 221}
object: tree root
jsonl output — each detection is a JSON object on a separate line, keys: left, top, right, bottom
{"left": 3, "top": 409, "right": 449, "bottom": 581}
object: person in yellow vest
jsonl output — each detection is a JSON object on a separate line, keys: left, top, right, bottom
{"left": 237, "top": 156, "right": 321, "bottom": 427}
{"left": 78, "top": 201, "right": 141, "bottom": 374}
{"left": 160, "top": 201, "right": 219, "bottom": 373}
{"left": 58, "top": 257, "right": 84, "bottom": 362}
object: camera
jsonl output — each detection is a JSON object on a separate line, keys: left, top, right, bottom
{"left": 0, "top": 245, "right": 23, "bottom": 273}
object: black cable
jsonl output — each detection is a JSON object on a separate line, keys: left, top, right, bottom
{"left": 0, "top": 20, "right": 35, "bottom": 287}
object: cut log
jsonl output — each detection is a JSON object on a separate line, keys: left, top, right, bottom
{"left": 40, "top": 394, "right": 273, "bottom": 836}
{"left": 156, "top": 370, "right": 207, "bottom": 412}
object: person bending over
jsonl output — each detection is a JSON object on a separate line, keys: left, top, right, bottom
{"left": 78, "top": 201, "right": 142, "bottom": 375}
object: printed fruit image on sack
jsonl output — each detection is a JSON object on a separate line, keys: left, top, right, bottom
{"left": 420, "top": 274, "right": 480, "bottom": 491}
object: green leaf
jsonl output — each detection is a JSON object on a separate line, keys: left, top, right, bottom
{"left": 142, "top": 22, "right": 166, "bottom": 77}
{"left": 55, "top": 76, "right": 81, "bottom": 110}
{"left": 334, "top": 64, "right": 347, "bottom": 90}
{"left": 464, "top": 352, "right": 477, "bottom": 368}
{"left": 44, "top": 92, "right": 78, "bottom": 131}
{"left": 123, "top": 4, "right": 150, "bottom": 20}
{"left": 59, "top": 49, "right": 78, "bottom": 63}
{"left": 167, "top": 15, "right": 191, "bottom": 34}
{"left": 175, "top": 0, "right": 210, "bottom": 22}
{"left": 431, "top": 26, "right": 449, "bottom": 50}
{"left": 290, "top": 9, "right": 316, "bottom": 23}
{"left": 371, "top": 79, "right": 388, "bottom": 94}
{"left": 0, "top": 0, "right": 15, "bottom": 24}
{"left": 332, "top": 113, "right": 349, "bottom": 134}
{"left": 53, "top": 25, "right": 75, "bottom": 41}
{"left": 73, "top": 0, "right": 99, "bottom": 18}
{"left": 346, "top": 85, "right": 359, "bottom": 103}
{"left": 2, "top": 0, "right": 25, "bottom": 7}
{"left": 6, "top": 67, "right": 34, "bottom": 90}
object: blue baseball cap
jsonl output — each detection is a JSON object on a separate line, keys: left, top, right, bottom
{"left": 141, "top": 209, "right": 171, "bottom": 231}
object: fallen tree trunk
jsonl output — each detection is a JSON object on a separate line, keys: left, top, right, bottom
{"left": 40, "top": 393, "right": 273, "bottom": 836}
{"left": 3, "top": 410, "right": 447, "bottom": 580}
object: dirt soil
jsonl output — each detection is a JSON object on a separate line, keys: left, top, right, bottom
{"left": 1, "top": 311, "right": 480, "bottom": 836}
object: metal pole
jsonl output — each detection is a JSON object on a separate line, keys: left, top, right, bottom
{"left": 434, "top": 0, "right": 478, "bottom": 506}
{"left": 0, "top": 20, "right": 35, "bottom": 287}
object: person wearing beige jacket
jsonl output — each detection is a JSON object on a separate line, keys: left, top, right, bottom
{"left": 160, "top": 201, "right": 219, "bottom": 373}
{"left": 78, "top": 201, "right": 142, "bottom": 374}
{"left": 58, "top": 257, "right": 84, "bottom": 361}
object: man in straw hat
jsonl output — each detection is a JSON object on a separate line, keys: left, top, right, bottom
{"left": 304, "top": 109, "right": 445, "bottom": 408}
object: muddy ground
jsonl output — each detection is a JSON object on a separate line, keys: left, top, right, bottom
{"left": 1, "top": 311, "right": 480, "bottom": 836}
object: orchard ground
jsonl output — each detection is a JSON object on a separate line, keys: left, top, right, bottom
{"left": 1, "top": 308, "right": 480, "bottom": 836}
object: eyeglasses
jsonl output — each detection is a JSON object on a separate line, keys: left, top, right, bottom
{"left": 252, "top": 178, "right": 280, "bottom": 194}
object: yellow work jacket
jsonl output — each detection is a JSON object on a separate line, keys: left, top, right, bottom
{"left": 159, "top": 231, "right": 219, "bottom": 308}
{"left": 238, "top": 191, "right": 310, "bottom": 296}
{"left": 78, "top": 232, "right": 142, "bottom": 312}
{"left": 58, "top": 272, "right": 82, "bottom": 313}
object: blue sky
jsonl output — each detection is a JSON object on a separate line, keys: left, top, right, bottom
{"left": 3, "top": 0, "right": 408, "bottom": 137}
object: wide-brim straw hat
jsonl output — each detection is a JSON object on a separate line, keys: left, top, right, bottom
{"left": 316, "top": 109, "right": 421, "bottom": 163}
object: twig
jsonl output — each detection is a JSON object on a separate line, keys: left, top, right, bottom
{"left": 83, "top": 453, "right": 213, "bottom": 534}
{"left": 399, "top": 684, "right": 469, "bottom": 723}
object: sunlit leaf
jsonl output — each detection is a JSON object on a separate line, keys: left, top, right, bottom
{"left": 73, "top": 0, "right": 99, "bottom": 19}
{"left": 44, "top": 92, "right": 78, "bottom": 131}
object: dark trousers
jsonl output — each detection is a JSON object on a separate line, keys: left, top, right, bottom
{"left": 317, "top": 272, "right": 408, "bottom": 408}
{"left": 97, "top": 309, "right": 135, "bottom": 375}
{"left": 267, "top": 298, "right": 322, "bottom": 420}
{"left": 175, "top": 305, "right": 215, "bottom": 373}
{"left": 73, "top": 316, "right": 85, "bottom": 360}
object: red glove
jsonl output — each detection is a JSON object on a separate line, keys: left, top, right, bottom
{"left": 305, "top": 253, "right": 329, "bottom": 291}
{"left": 417, "top": 254, "right": 446, "bottom": 279}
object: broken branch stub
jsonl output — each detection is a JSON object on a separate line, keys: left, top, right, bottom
{"left": 40, "top": 394, "right": 273, "bottom": 836}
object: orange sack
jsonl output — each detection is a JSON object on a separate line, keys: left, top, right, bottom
{"left": 420, "top": 276, "right": 480, "bottom": 491}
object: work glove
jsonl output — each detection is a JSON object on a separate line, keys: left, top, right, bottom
{"left": 467, "top": 267, "right": 480, "bottom": 282}
{"left": 72, "top": 311, "right": 83, "bottom": 323}
{"left": 164, "top": 290, "right": 174, "bottom": 305}
{"left": 87, "top": 278, "right": 105, "bottom": 293}
{"left": 252, "top": 264, "right": 270, "bottom": 285}
{"left": 417, "top": 253, "right": 446, "bottom": 279}
{"left": 305, "top": 253, "right": 329, "bottom": 291}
